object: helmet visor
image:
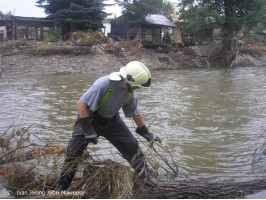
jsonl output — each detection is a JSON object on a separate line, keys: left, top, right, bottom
{"left": 141, "top": 78, "right": 151, "bottom": 87}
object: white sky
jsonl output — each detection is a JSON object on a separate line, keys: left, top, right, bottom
{"left": 0, "top": 0, "right": 122, "bottom": 18}
{"left": 0, "top": 0, "right": 178, "bottom": 18}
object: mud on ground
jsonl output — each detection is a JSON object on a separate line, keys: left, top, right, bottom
{"left": 0, "top": 41, "right": 265, "bottom": 78}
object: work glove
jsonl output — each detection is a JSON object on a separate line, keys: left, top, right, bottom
{"left": 135, "top": 125, "right": 162, "bottom": 148}
{"left": 79, "top": 117, "right": 97, "bottom": 144}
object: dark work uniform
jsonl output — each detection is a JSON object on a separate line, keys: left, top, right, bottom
{"left": 57, "top": 76, "right": 146, "bottom": 189}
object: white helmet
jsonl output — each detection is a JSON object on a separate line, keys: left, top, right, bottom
{"left": 119, "top": 61, "right": 151, "bottom": 88}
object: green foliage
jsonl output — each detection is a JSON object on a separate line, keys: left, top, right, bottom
{"left": 36, "top": 44, "right": 57, "bottom": 53}
{"left": 44, "top": 31, "right": 62, "bottom": 42}
{"left": 114, "top": 0, "right": 173, "bottom": 25}
{"left": 36, "top": 0, "right": 109, "bottom": 34}
{"left": 240, "top": 0, "right": 266, "bottom": 33}
{"left": 4, "top": 11, "right": 14, "bottom": 20}
{"left": 163, "top": 1, "right": 178, "bottom": 21}
{"left": 4, "top": 11, "right": 14, "bottom": 17}
{"left": 179, "top": 0, "right": 266, "bottom": 35}
{"left": 179, "top": 4, "right": 223, "bottom": 34}
{"left": 179, "top": 0, "right": 266, "bottom": 67}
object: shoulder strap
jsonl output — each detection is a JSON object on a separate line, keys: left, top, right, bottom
{"left": 94, "top": 81, "right": 113, "bottom": 112}
{"left": 94, "top": 81, "right": 133, "bottom": 112}
{"left": 124, "top": 92, "right": 133, "bottom": 105}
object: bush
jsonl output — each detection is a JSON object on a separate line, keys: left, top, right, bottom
{"left": 44, "top": 31, "right": 62, "bottom": 42}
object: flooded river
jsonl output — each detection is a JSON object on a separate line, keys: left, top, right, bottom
{"left": 1, "top": 66, "right": 266, "bottom": 186}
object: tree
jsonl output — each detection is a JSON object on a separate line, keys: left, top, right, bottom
{"left": 3, "top": 11, "right": 15, "bottom": 20}
{"left": 178, "top": 0, "right": 266, "bottom": 67}
{"left": 114, "top": 0, "right": 174, "bottom": 24}
{"left": 5, "top": 11, "right": 15, "bottom": 17}
{"left": 163, "top": 1, "right": 178, "bottom": 21}
{"left": 36, "top": 0, "right": 109, "bottom": 37}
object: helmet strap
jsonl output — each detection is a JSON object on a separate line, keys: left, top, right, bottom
{"left": 120, "top": 75, "right": 132, "bottom": 92}
{"left": 126, "top": 82, "right": 132, "bottom": 92}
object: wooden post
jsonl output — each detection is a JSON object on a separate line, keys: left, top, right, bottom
{"left": 50, "top": 24, "right": 56, "bottom": 37}
{"left": 159, "top": 26, "right": 162, "bottom": 43}
{"left": 25, "top": 25, "right": 29, "bottom": 40}
{"left": 138, "top": 25, "right": 141, "bottom": 40}
{"left": 0, "top": 31, "right": 4, "bottom": 42}
{"left": 12, "top": 21, "right": 16, "bottom": 40}
{"left": 40, "top": 26, "right": 44, "bottom": 41}
{"left": 35, "top": 27, "right": 38, "bottom": 41}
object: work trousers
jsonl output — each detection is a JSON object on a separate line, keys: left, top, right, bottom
{"left": 57, "top": 112, "right": 146, "bottom": 189}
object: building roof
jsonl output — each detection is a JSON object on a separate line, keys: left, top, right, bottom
{"left": 145, "top": 14, "right": 177, "bottom": 27}
{"left": 0, "top": 11, "right": 4, "bottom": 16}
{"left": 11, "top": 16, "right": 54, "bottom": 23}
{"left": 0, "top": 16, "right": 55, "bottom": 25}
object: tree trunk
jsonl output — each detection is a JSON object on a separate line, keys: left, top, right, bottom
{"left": 221, "top": 29, "right": 237, "bottom": 67}
{"left": 220, "top": 0, "right": 239, "bottom": 68}
{"left": 16, "top": 160, "right": 266, "bottom": 199}
{"left": 132, "top": 179, "right": 266, "bottom": 199}
{"left": 28, "top": 178, "right": 266, "bottom": 199}
{"left": 28, "top": 46, "right": 92, "bottom": 55}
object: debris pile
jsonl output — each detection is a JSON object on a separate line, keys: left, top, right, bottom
{"left": 0, "top": 124, "right": 66, "bottom": 198}
{"left": 90, "top": 39, "right": 143, "bottom": 57}
{"left": 0, "top": 124, "right": 179, "bottom": 198}
{"left": 68, "top": 30, "right": 106, "bottom": 46}
{"left": 75, "top": 160, "right": 135, "bottom": 198}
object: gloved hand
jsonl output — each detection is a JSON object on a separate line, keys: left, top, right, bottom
{"left": 136, "top": 125, "right": 162, "bottom": 148}
{"left": 79, "top": 117, "right": 91, "bottom": 132}
{"left": 79, "top": 117, "right": 97, "bottom": 144}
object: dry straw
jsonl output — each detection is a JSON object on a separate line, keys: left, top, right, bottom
{"left": 0, "top": 124, "right": 179, "bottom": 198}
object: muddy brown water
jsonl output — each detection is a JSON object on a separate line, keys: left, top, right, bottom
{"left": 1, "top": 67, "right": 266, "bottom": 195}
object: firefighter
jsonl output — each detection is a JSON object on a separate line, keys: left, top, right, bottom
{"left": 56, "top": 61, "right": 161, "bottom": 191}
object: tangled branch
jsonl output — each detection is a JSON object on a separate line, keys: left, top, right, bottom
{"left": 0, "top": 122, "right": 180, "bottom": 198}
{"left": 251, "top": 127, "right": 266, "bottom": 167}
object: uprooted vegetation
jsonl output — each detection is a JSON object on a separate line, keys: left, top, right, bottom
{"left": 0, "top": 124, "right": 179, "bottom": 199}
{"left": 252, "top": 128, "right": 266, "bottom": 168}
{"left": 67, "top": 30, "right": 106, "bottom": 46}
{"left": 0, "top": 30, "right": 144, "bottom": 58}
{"left": 0, "top": 31, "right": 265, "bottom": 77}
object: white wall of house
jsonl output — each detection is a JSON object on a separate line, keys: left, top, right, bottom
{"left": 0, "top": 26, "right": 7, "bottom": 39}
{"left": 102, "top": 21, "right": 111, "bottom": 37}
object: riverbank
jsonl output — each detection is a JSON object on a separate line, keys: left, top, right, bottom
{"left": 0, "top": 41, "right": 265, "bottom": 78}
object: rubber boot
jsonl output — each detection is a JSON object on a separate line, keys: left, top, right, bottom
{"left": 56, "top": 158, "right": 77, "bottom": 192}
{"left": 55, "top": 184, "right": 68, "bottom": 193}
{"left": 141, "top": 168, "right": 158, "bottom": 186}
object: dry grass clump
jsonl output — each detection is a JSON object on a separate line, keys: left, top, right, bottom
{"left": 0, "top": 124, "right": 65, "bottom": 165}
{"left": 0, "top": 125, "right": 34, "bottom": 164}
{"left": 0, "top": 124, "right": 179, "bottom": 198}
{"left": 68, "top": 30, "right": 105, "bottom": 46}
{"left": 6, "top": 164, "right": 57, "bottom": 195}
{"left": 0, "top": 124, "right": 64, "bottom": 197}
{"left": 73, "top": 159, "right": 135, "bottom": 199}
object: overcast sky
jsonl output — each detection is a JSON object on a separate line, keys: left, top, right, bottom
{"left": 0, "top": 0, "right": 122, "bottom": 18}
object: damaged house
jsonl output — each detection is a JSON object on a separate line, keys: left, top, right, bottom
{"left": 0, "top": 11, "right": 5, "bottom": 42}
{"left": 111, "top": 14, "right": 177, "bottom": 45}
{"left": 0, "top": 13, "right": 60, "bottom": 42}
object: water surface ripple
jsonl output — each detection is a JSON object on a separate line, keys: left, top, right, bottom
{"left": 0, "top": 67, "right": 265, "bottom": 184}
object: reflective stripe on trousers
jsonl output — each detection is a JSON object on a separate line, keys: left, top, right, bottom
{"left": 57, "top": 112, "right": 146, "bottom": 189}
